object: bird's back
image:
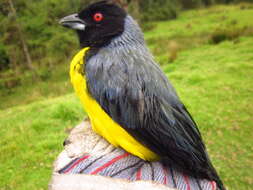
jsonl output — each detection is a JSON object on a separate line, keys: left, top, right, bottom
{"left": 84, "top": 41, "right": 224, "bottom": 190}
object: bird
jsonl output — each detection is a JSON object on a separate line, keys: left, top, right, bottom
{"left": 59, "top": 1, "right": 225, "bottom": 189}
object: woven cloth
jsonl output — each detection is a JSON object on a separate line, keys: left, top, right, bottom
{"left": 56, "top": 121, "right": 217, "bottom": 190}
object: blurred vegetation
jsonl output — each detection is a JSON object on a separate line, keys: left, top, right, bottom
{"left": 0, "top": 0, "right": 252, "bottom": 76}
{"left": 0, "top": 1, "right": 253, "bottom": 190}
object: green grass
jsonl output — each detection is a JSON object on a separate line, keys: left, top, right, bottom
{"left": 1, "top": 4, "right": 253, "bottom": 190}
{"left": 164, "top": 36, "right": 253, "bottom": 189}
{"left": 0, "top": 63, "right": 74, "bottom": 110}
{"left": 145, "top": 4, "right": 253, "bottom": 39}
{"left": 0, "top": 95, "right": 85, "bottom": 190}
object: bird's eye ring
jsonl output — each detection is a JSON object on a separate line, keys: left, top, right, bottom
{"left": 93, "top": 13, "right": 103, "bottom": 22}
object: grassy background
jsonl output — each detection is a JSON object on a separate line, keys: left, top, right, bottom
{"left": 0, "top": 4, "right": 253, "bottom": 190}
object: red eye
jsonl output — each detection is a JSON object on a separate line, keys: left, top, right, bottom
{"left": 93, "top": 13, "right": 103, "bottom": 22}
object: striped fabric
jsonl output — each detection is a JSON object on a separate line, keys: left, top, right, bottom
{"left": 58, "top": 148, "right": 217, "bottom": 190}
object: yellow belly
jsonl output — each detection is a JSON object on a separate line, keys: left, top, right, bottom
{"left": 70, "top": 48, "right": 159, "bottom": 161}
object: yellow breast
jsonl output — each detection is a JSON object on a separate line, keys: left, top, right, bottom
{"left": 69, "top": 48, "right": 159, "bottom": 161}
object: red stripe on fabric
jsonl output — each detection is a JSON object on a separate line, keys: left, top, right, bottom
{"left": 162, "top": 166, "right": 168, "bottom": 185}
{"left": 211, "top": 181, "right": 216, "bottom": 190}
{"left": 64, "top": 155, "right": 90, "bottom": 174}
{"left": 183, "top": 175, "right": 191, "bottom": 190}
{"left": 91, "top": 153, "right": 129, "bottom": 175}
{"left": 136, "top": 168, "right": 142, "bottom": 180}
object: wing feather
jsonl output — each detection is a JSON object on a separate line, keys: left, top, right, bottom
{"left": 85, "top": 48, "right": 222, "bottom": 186}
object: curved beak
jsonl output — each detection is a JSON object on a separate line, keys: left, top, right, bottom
{"left": 59, "top": 13, "right": 86, "bottom": 31}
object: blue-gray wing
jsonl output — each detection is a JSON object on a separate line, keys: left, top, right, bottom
{"left": 85, "top": 48, "right": 221, "bottom": 184}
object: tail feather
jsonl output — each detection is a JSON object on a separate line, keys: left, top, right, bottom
{"left": 162, "top": 157, "right": 226, "bottom": 190}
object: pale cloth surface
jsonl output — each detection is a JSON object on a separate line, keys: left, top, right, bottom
{"left": 49, "top": 120, "right": 216, "bottom": 190}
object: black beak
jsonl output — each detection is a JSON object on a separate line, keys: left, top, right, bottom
{"left": 59, "top": 13, "right": 86, "bottom": 31}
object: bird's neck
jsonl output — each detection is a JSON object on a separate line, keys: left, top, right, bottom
{"left": 107, "top": 15, "right": 145, "bottom": 49}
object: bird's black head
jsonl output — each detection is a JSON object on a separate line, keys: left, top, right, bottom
{"left": 59, "top": 0, "right": 127, "bottom": 48}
